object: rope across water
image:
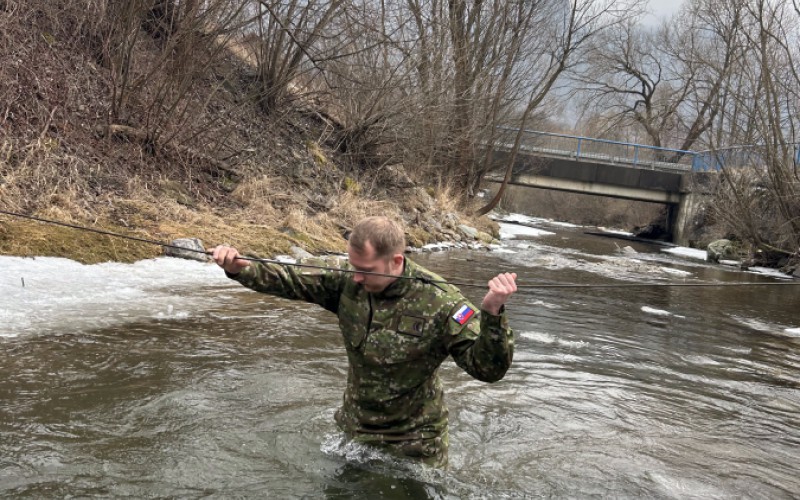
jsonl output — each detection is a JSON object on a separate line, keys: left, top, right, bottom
{"left": 2, "top": 209, "right": 798, "bottom": 290}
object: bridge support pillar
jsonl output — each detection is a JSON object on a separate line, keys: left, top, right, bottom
{"left": 670, "top": 191, "right": 703, "bottom": 246}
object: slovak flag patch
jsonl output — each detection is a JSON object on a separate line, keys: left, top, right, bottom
{"left": 452, "top": 304, "right": 475, "bottom": 325}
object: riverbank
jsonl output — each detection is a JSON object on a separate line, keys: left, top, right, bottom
{"left": 0, "top": 194, "right": 500, "bottom": 264}
{"left": 0, "top": 2, "right": 499, "bottom": 263}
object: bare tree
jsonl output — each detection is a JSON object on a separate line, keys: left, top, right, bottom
{"left": 320, "top": 0, "right": 418, "bottom": 169}
{"left": 477, "top": 0, "right": 644, "bottom": 214}
{"left": 738, "top": 0, "right": 799, "bottom": 252}
{"left": 323, "top": 0, "right": 560, "bottom": 191}
{"left": 573, "top": 0, "right": 745, "bottom": 152}
{"left": 249, "top": 0, "right": 344, "bottom": 112}
{"left": 687, "top": 0, "right": 799, "bottom": 260}
{"left": 446, "top": 0, "right": 546, "bottom": 190}
{"left": 98, "top": 0, "right": 250, "bottom": 149}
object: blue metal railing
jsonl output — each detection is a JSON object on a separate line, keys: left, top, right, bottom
{"left": 693, "top": 143, "right": 800, "bottom": 171}
{"left": 494, "top": 127, "right": 698, "bottom": 171}
{"left": 494, "top": 128, "right": 800, "bottom": 172}
{"left": 692, "top": 146, "right": 762, "bottom": 172}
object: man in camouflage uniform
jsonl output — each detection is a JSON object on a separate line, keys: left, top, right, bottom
{"left": 212, "top": 216, "right": 516, "bottom": 467}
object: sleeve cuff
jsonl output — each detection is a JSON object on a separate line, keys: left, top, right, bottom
{"left": 480, "top": 305, "right": 506, "bottom": 326}
{"left": 226, "top": 265, "right": 255, "bottom": 283}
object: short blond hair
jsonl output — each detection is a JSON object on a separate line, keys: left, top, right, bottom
{"left": 349, "top": 216, "right": 406, "bottom": 258}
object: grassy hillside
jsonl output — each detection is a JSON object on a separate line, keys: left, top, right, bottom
{"left": 0, "top": 2, "right": 496, "bottom": 263}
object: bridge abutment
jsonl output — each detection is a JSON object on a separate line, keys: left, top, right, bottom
{"left": 670, "top": 173, "right": 716, "bottom": 246}
{"left": 670, "top": 192, "right": 700, "bottom": 246}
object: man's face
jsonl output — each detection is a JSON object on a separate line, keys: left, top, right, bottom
{"left": 347, "top": 241, "right": 403, "bottom": 293}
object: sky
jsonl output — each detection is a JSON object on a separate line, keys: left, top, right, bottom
{"left": 557, "top": 0, "right": 687, "bottom": 126}
{"left": 645, "top": 0, "right": 685, "bottom": 24}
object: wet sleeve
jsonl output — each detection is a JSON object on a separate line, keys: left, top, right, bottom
{"left": 444, "top": 301, "right": 514, "bottom": 383}
{"left": 227, "top": 257, "right": 346, "bottom": 313}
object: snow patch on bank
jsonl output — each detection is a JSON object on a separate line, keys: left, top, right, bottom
{"left": 597, "top": 227, "right": 634, "bottom": 236}
{"left": 746, "top": 266, "right": 794, "bottom": 280}
{"left": 0, "top": 256, "right": 231, "bottom": 338}
{"left": 420, "top": 242, "right": 458, "bottom": 252}
{"left": 492, "top": 213, "right": 538, "bottom": 225}
{"left": 498, "top": 223, "right": 556, "bottom": 239}
{"left": 661, "top": 246, "right": 708, "bottom": 261}
{"left": 494, "top": 213, "right": 582, "bottom": 229}
{"left": 662, "top": 247, "right": 797, "bottom": 280}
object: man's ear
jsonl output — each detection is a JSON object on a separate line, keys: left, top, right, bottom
{"left": 391, "top": 253, "right": 404, "bottom": 269}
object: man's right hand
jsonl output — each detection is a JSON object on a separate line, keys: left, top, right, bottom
{"left": 211, "top": 245, "right": 250, "bottom": 275}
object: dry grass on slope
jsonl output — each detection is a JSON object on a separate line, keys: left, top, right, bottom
{"left": 0, "top": 1, "right": 498, "bottom": 264}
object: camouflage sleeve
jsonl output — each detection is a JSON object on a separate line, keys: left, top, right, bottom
{"left": 444, "top": 301, "right": 514, "bottom": 383}
{"left": 227, "top": 257, "right": 347, "bottom": 314}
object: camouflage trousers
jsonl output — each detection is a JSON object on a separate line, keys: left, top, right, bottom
{"left": 376, "top": 428, "right": 449, "bottom": 468}
{"left": 345, "top": 428, "right": 450, "bottom": 468}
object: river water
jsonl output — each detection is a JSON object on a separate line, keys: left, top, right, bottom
{"left": 2, "top": 218, "right": 799, "bottom": 498}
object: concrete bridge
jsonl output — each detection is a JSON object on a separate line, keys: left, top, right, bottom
{"left": 482, "top": 129, "right": 733, "bottom": 245}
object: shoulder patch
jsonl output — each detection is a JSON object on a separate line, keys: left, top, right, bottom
{"left": 452, "top": 304, "right": 475, "bottom": 325}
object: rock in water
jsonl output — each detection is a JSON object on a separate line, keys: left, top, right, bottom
{"left": 458, "top": 224, "right": 479, "bottom": 239}
{"left": 476, "top": 231, "right": 494, "bottom": 244}
{"left": 165, "top": 238, "right": 209, "bottom": 262}
{"left": 706, "top": 239, "right": 737, "bottom": 263}
{"left": 290, "top": 246, "right": 314, "bottom": 259}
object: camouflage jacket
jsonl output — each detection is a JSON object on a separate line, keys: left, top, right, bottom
{"left": 228, "top": 256, "right": 514, "bottom": 443}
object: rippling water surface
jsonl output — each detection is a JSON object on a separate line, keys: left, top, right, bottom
{"left": 2, "top": 224, "right": 799, "bottom": 498}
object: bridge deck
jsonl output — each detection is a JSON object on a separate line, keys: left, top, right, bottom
{"left": 494, "top": 143, "right": 692, "bottom": 173}
{"left": 493, "top": 128, "right": 698, "bottom": 172}
{"left": 491, "top": 128, "right": 798, "bottom": 172}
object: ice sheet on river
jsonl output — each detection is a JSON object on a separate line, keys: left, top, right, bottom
{"left": 663, "top": 246, "right": 795, "bottom": 279}
{"left": 0, "top": 256, "right": 229, "bottom": 338}
{"left": 493, "top": 214, "right": 792, "bottom": 280}
{"left": 497, "top": 240, "right": 700, "bottom": 283}
{"left": 493, "top": 213, "right": 582, "bottom": 228}
{"left": 498, "top": 222, "right": 556, "bottom": 239}
{"left": 662, "top": 246, "right": 708, "bottom": 261}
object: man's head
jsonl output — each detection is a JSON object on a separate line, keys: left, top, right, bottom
{"left": 347, "top": 216, "right": 406, "bottom": 293}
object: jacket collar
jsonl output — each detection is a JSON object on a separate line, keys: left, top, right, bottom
{"left": 373, "top": 256, "right": 416, "bottom": 299}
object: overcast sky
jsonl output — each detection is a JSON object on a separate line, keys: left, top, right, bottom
{"left": 645, "top": 0, "right": 685, "bottom": 23}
